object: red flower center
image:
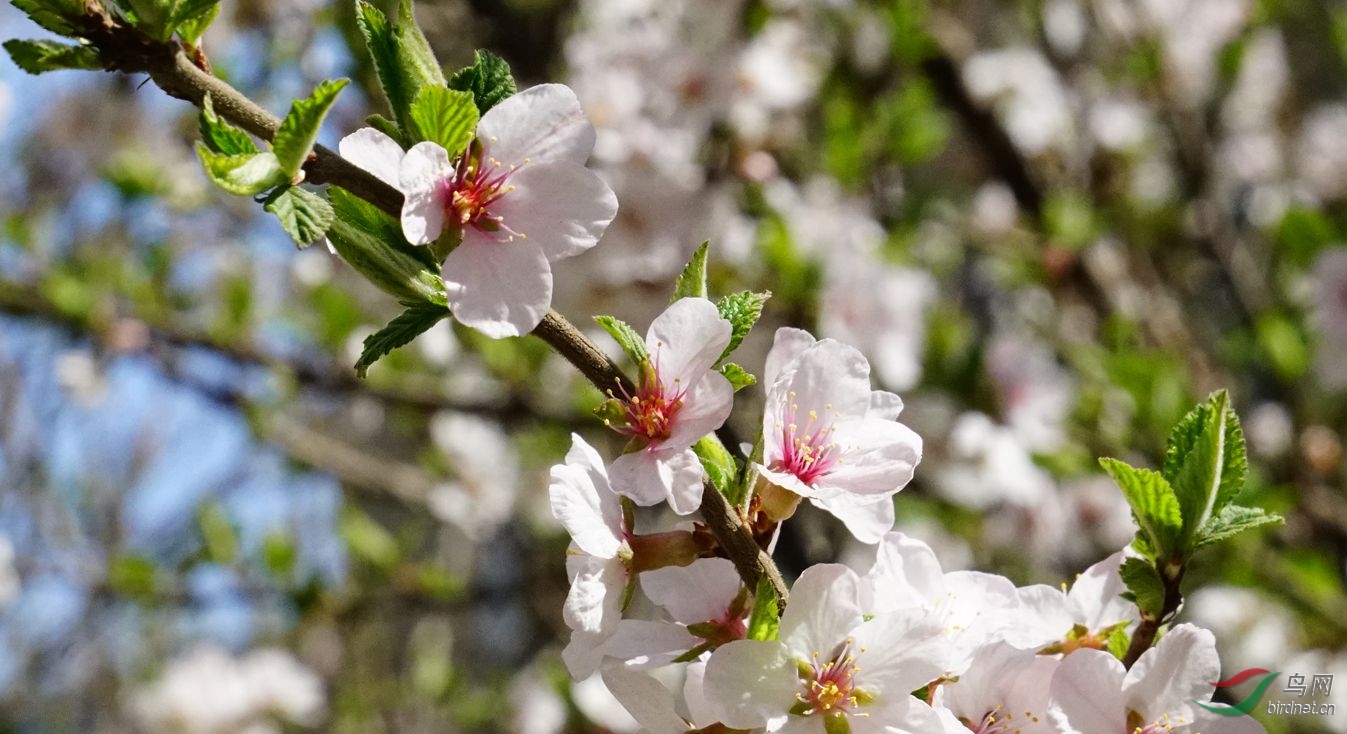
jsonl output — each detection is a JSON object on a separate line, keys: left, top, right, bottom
{"left": 770, "top": 391, "right": 840, "bottom": 485}
{"left": 441, "top": 148, "right": 524, "bottom": 241}
{"left": 614, "top": 355, "right": 687, "bottom": 442}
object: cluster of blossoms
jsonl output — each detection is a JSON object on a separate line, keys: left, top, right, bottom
{"left": 544, "top": 303, "right": 1265, "bottom": 733}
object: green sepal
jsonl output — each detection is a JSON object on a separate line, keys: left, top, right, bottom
{"left": 672, "top": 241, "right": 709, "bottom": 301}
{"left": 1193, "top": 504, "right": 1283, "bottom": 550}
{"left": 716, "top": 290, "right": 771, "bottom": 364}
{"left": 1118, "top": 556, "right": 1165, "bottom": 616}
{"left": 262, "top": 186, "right": 334, "bottom": 248}
{"left": 670, "top": 641, "right": 714, "bottom": 664}
{"left": 408, "top": 86, "right": 479, "bottom": 157}
{"left": 327, "top": 186, "right": 446, "bottom": 306}
{"left": 593, "top": 398, "right": 627, "bottom": 427}
{"left": 3, "top": 39, "right": 100, "bottom": 74}
{"left": 719, "top": 362, "right": 756, "bottom": 392}
{"left": 745, "top": 576, "right": 780, "bottom": 642}
{"left": 823, "top": 711, "right": 851, "bottom": 734}
{"left": 693, "top": 436, "right": 738, "bottom": 498}
{"left": 199, "top": 93, "right": 258, "bottom": 156}
{"left": 448, "top": 48, "right": 517, "bottom": 114}
{"left": 355, "top": 301, "right": 450, "bottom": 377}
{"left": 195, "top": 145, "right": 287, "bottom": 195}
{"left": 1099, "top": 457, "right": 1182, "bottom": 559}
{"left": 594, "top": 314, "right": 649, "bottom": 366}
{"left": 1105, "top": 623, "right": 1131, "bottom": 659}
{"left": 273, "top": 78, "right": 350, "bottom": 178}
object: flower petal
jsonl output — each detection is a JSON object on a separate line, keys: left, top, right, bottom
{"left": 663, "top": 371, "right": 734, "bottom": 450}
{"left": 443, "top": 235, "right": 552, "bottom": 338}
{"left": 703, "top": 639, "right": 797, "bottom": 730}
{"left": 810, "top": 493, "right": 894, "bottom": 544}
{"left": 849, "top": 608, "right": 947, "bottom": 695}
{"left": 1048, "top": 648, "right": 1126, "bottom": 734}
{"left": 549, "top": 435, "right": 623, "bottom": 559}
{"left": 601, "top": 665, "right": 692, "bottom": 734}
{"left": 1124, "top": 624, "right": 1219, "bottom": 723}
{"left": 602, "top": 620, "right": 700, "bottom": 669}
{"left": 563, "top": 555, "right": 625, "bottom": 634}
{"left": 477, "top": 83, "right": 596, "bottom": 167}
{"left": 868, "top": 390, "right": 904, "bottom": 420}
{"left": 866, "top": 532, "right": 945, "bottom": 613}
{"left": 641, "top": 557, "right": 743, "bottom": 625}
{"left": 609, "top": 448, "right": 704, "bottom": 515}
{"left": 778, "top": 564, "right": 865, "bottom": 658}
{"left": 763, "top": 327, "right": 817, "bottom": 388}
{"left": 647, "top": 298, "right": 732, "bottom": 386}
{"left": 492, "top": 162, "right": 618, "bottom": 261}
{"left": 338, "top": 127, "right": 403, "bottom": 189}
{"left": 817, "top": 416, "right": 921, "bottom": 497}
{"left": 399, "top": 141, "right": 452, "bottom": 245}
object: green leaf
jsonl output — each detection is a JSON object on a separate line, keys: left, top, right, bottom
{"left": 408, "top": 86, "right": 479, "bottom": 156}
{"left": 120, "top": 0, "right": 175, "bottom": 39}
{"left": 341, "top": 507, "right": 399, "bottom": 571}
{"left": 195, "top": 145, "right": 287, "bottom": 195}
{"left": 693, "top": 436, "right": 738, "bottom": 497}
{"left": 198, "top": 93, "right": 258, "bottom": 156}
{"left": 263, "top": 186, "right": 335, "bottom": 248}
{"left": 719, "top": 362, "right": 756, "bottom": 392}
{"left": 1194, "top": 504, "right": 1284, "bottom": 550}
{"left": 262, "top": 531, "right": 298, "bottom": 576}
{"left": 356, "top": 301, "right": 450, "bottom": 377}
{"left": 328, "top": 186, "right": 446, "bottom": 305}
{"left": 12, "top": 0, "right": 81, "bottom": 36}
{"left": 3, "top": 39, "right": 100, "bottom": 74}
{"left": 197, "top": 503, "right": 238, "bottom": 563}
{"left": 171, "top": 0, "right": 219, "bottom": 43}
{"left": 394, "top": 0, "right": 445, "bottom": 85}
{"left": 108, "top": 555, "right": 160, "bottom": 597}
{"left": 1099, "top": 457, "right": 1182, "bottom": 557}
{"left": 273, "top": 78, "right": 350, "bottom": 178}
{"left": 355, "top": 0, "right": 442, "bottom": 142}
{"left": 448, "top": 48, "right": 517, "bottom": 114}
{"left": 1119, "top": 557, "right": 1165, "bottom": 616}
{"left": 1166, "top": 391, "right": 1247, "bottom": 547}
{"left": 746, "top": 576, "right": 780, "bottom": 641}
{"left": 594, "top": 315, "right": 649, "bottom": 365}
{"left": 715, "top": 290, "right": 771, "bottom": 364}
{"left": 673, "top": 241, "right": 709, "bottom": 301}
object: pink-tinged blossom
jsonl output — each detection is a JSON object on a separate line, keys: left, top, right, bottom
{"left": 1048, "top": 624, "right": 1267, "bottom": 734}
{"left": 340, "top": 84, "right": 619, "bottom": 338}
{"left": 1013, "top": 548, "right": 1140, "bottom": 652}
{"left": 549, "top": 434, "right": 632, "bottom": 678}
{"left": 608, "top": 298, "right": 734, "bottom": 515}
{"left": 704, "top": 564, "right": 953, "bottom": 733}
{"left": 863, "top": 532, "right": 1035, "bottom": 674}
{"left": 757, "top": 328, "right": 922, "bottom": 543}
{"left": 931, "top": 642, "right": 1059, "bottom": 734}
{"left": 600, "top": 557, "right": 748, "bottom": 670}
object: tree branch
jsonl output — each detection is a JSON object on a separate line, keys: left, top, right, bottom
{"left": 76, "top": 14, "right": 782, "bottom": 602}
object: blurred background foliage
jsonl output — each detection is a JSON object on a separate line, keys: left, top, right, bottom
{"left": 1, "top": 0, "right": 1347, "bottom": 731}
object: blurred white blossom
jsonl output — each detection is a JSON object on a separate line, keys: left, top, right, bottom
{"left": 130, "top": 645, "right": 324, "bottom": 734}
